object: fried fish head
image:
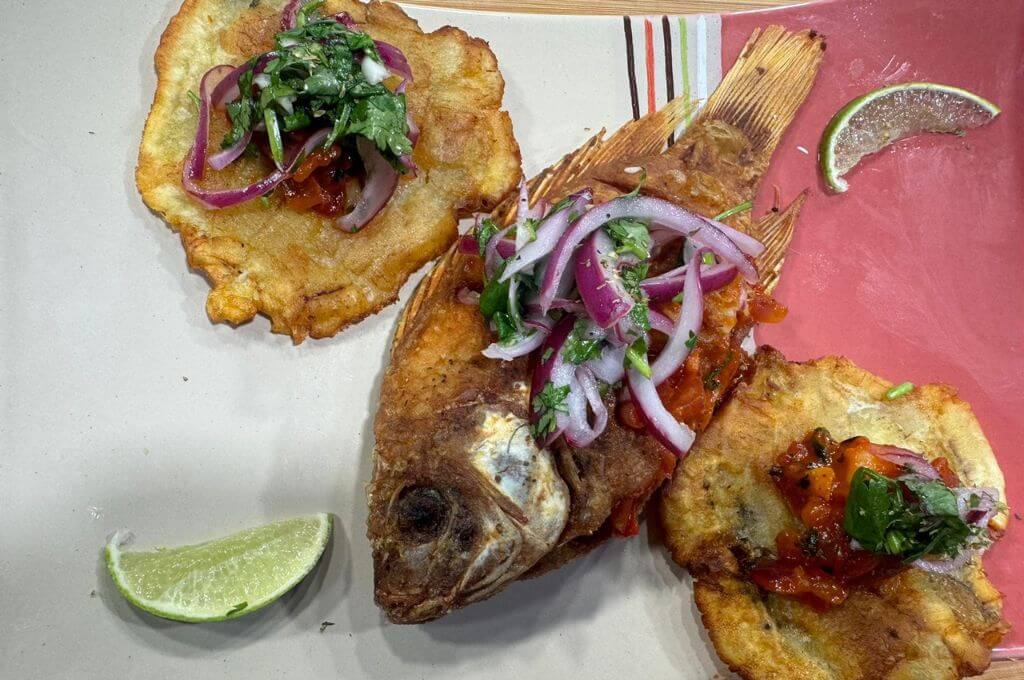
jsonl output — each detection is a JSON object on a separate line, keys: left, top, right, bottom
{"left": 137, "top": 0, "right": 520, "bottom": 342}
{"left": 660, "top": 347, "right": 1009, "bottom": 679}
{"left": 368, "top": 404, "right": 569, "bottom": 623}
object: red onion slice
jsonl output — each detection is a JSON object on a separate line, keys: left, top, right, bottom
{"left": 208, "top": 130, "right": 252, "bottom": 170}
{"left": 333, "top": 12, "right": 358, "bottom": 28}
{"left": 565, "top": 366, "right": 608, "bottom": 448}
{"left": 280, "top": 0, "right": 302, "bottom": 29}
{"left": 458, "top": 233, "right": 515, "bottom": 259}
{"left": 538, "top": 196, "right": 762, "bottom": 313}
{"left": 911, "top": 550, "right": 973, "bottom": 574}
{"left": 482, "top": 326, "right": 549, "bottom": 360}
{"left": 374, "top": 40, "right": 414, "bottom": 84}
{"left": 500, "top": 189, "right": 592, "bottom": 282}
{"left": 647, "top": 308, "right": 675, "bottom": 336}
{"left": 575, "top": 230, "right": 634, "bottom": 329}
{"left": 184, "top": 127, "right": 330, "bottom": 209}
{"left": 650, "top": 249, "right": 705, "bottom": 385}
{"left": 183, "top": 65, "right": 234, "bottom": 186}
{"left": 484, "top": 225, "right": 514, "bottom": 278}
{"left": 626, "top": 366, "right": 696, "bottom": 457}
{"left": 337, "top": 137, "right": 399, "bottom": 232}
{"left": 641, "top": 262, "right": 737, "bottom": 301}
{"left": 873, "top": 445, "right": 941, "bottom": 480}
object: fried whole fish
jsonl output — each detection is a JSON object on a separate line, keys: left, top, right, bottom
{"left": 137, "top": 0, "right": 520, "bottom": 342}
{"left": 369, "top": 26, "right": 825, "bottom": 622}
{"left": 661, "top": 347, "right": 1008, "bottom": 679}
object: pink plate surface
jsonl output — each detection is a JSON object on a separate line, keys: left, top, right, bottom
{"left": 722, "top": 0, "right": 1024, "bottom": 653}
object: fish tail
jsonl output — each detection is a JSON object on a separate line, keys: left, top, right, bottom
{"left": 693, "top": 26, "right": 826, "bottom": 165}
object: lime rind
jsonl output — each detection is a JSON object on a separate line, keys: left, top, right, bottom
{"left": 105, "top": 513, "right": 332, "bottom": 623}
{"left": 819, "top": 82, "right": 1001, "bottom": 193}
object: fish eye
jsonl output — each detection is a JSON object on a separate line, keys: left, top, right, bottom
{"left": 393, "top": 486, "right": 451, "bottom": 542}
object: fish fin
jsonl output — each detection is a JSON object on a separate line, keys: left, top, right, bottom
{"left": 392, "top": 245, "right": 461, "bottom": 349}
{"left": 491, "top": 96, "right": 696, "bottom": 224}
{"left": 751, "top": 190, "right": 808, "bottom": 294}
{"left": 692, "top": 25, "right": 825, "bottom": 166}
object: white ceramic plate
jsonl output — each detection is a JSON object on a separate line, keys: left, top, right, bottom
{"left": 0, "top": 3, "right": 728, "bottom": 678}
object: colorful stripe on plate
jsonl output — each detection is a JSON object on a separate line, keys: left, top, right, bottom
{"left": 622, "top": 14, "right": 723, "bottom": 140}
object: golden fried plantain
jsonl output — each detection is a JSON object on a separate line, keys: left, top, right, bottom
{"left": 661, "top": 347, "right": 1008, "bottom": 679}
{"left": 137, "top": 0, "right": 520, "bottom": 342}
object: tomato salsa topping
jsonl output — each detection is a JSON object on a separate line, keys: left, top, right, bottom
{"left": 750, "top": 428, "right": 996, "bottom": 610}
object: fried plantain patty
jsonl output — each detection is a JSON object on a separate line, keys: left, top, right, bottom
{"left": 661, "top": 347, "right": 1008, "bottom": 679}
{"left": 137, "top": 0, "right": 520, "bottom": 342}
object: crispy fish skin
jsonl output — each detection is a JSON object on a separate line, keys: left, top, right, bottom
{"left": 137, "top": 0, "right": 520, "bottom": 342}
{"left": 661, "top": 347, "right": 1008, "bottom": 679}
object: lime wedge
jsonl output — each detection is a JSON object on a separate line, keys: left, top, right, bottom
{"left": 819, "top": 82, "right": 1000, "bottom": 192}
{"left": 105, "top": 513, "right": 332, "bottom": 622}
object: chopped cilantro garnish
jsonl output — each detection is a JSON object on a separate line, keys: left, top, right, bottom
{"left": 625, "top": 337, "right": 651, "bottom": 378}
{"left": 220, "top": 8, "right": 412, "bottom": 163}
{"left": 620, "top": 263, "right": 650, "bottom": 332}
{"left": 713, "top": 200, "right": 752, "bottom": 221}
{"left": 541, "top": 347, "right": 554, "bottom": 363}
{"left": 548, "top": 195, "right": 574, "bottom": 215}
{"left": 605, "top": 218, "right": 651, "bottom": 259}
{"left": 703, "top": 350, "right": 733, "bottom": 390}
{"left": 701, "top": 252, "right": 716, "bottom": 266}
{"left": 563, "top": 318, "right": 603, "bottom": 364}
{"left": 844, "top": 468, "right": 989, "bottom": 561}
{"left": 684, "top": 330, "right": 698, "bottom": 350}
{"left": 532, "top": 382, "right": 570, "bottom": 439}
{"left": 518, "top": 218, "right": 539, "bottom": 243}
{"left": 479, "top": 275, "right": 510, "bottom": 320}
{"left": 474, "top": 218, "right": 500, "bottom": 257}
{"left": 186, "top": 90, "right": 200, "bottom": 109}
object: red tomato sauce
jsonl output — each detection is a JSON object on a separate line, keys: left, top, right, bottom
{"left": 750, "top": 429, "right": 956, "bottom": 610}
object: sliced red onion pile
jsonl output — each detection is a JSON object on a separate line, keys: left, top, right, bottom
{"left": 182, "top": 6, "right": 415, "bottom": 232}
{"left": 466, "top": 187, "right": 767, "bottom": 458}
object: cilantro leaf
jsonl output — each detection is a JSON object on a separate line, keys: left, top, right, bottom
{"left": 532, "top": 382, "right": 570, "bottom": 439}
{"left": 563, "top": 318, "right": 603, "bottom": 365}
{"left": 605, "top": 218, "right": 651, "bottom": 259}
{"left": 474, "top": 218, "right": 500, "bottom": 257}
{"left": 625, "top": 337, "right": 651, "bottom": 378}
{"left": 844, "top": 468, "right": 987, "bottom": 562}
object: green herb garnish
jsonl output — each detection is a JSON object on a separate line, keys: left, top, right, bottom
{"left": 625, "top": 337, "right": 651, "bottom": 378}
{"left": 605, "top": 218, "right": 652, "bottom": 259}
{"left": 703, "top": 350, "right": 733, "bottom": 390}
{"left": 221, "top": 7, "right": 411, "bottom": 163}
{"left": 187, "top": 90, "right": 200, "bottom": 109}
{"left": 684, "top": 330, "right": 698, "bottom": 350}
{"left": 885, "top": 381, "right": 914, "bottom": 400}
{"left": 713, "top": 200, "right": 752, "bottom": 222}
{"left": 701, "top": 252, "right": 716, "bottom": 266}
{"left": 844, "top": 468, "right": 988, "bottom": 561}
{"left": 620, "top": 262, "right": 651, "bottom": 332}
{"left": 532, "top": 382, "right": 571, "bottom": 439}
{"left": 474, "top": 218, "right": 501, "bottom": 257}
{"left": 563, "top": 318, "right": 603, "bottom": 365}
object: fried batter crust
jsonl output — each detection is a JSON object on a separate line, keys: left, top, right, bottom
{"left": 137, "top": 0, "right": 520, "bottom": 341}
{"left": 661, "top": 347, "right": 1008, "bottom": 679}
